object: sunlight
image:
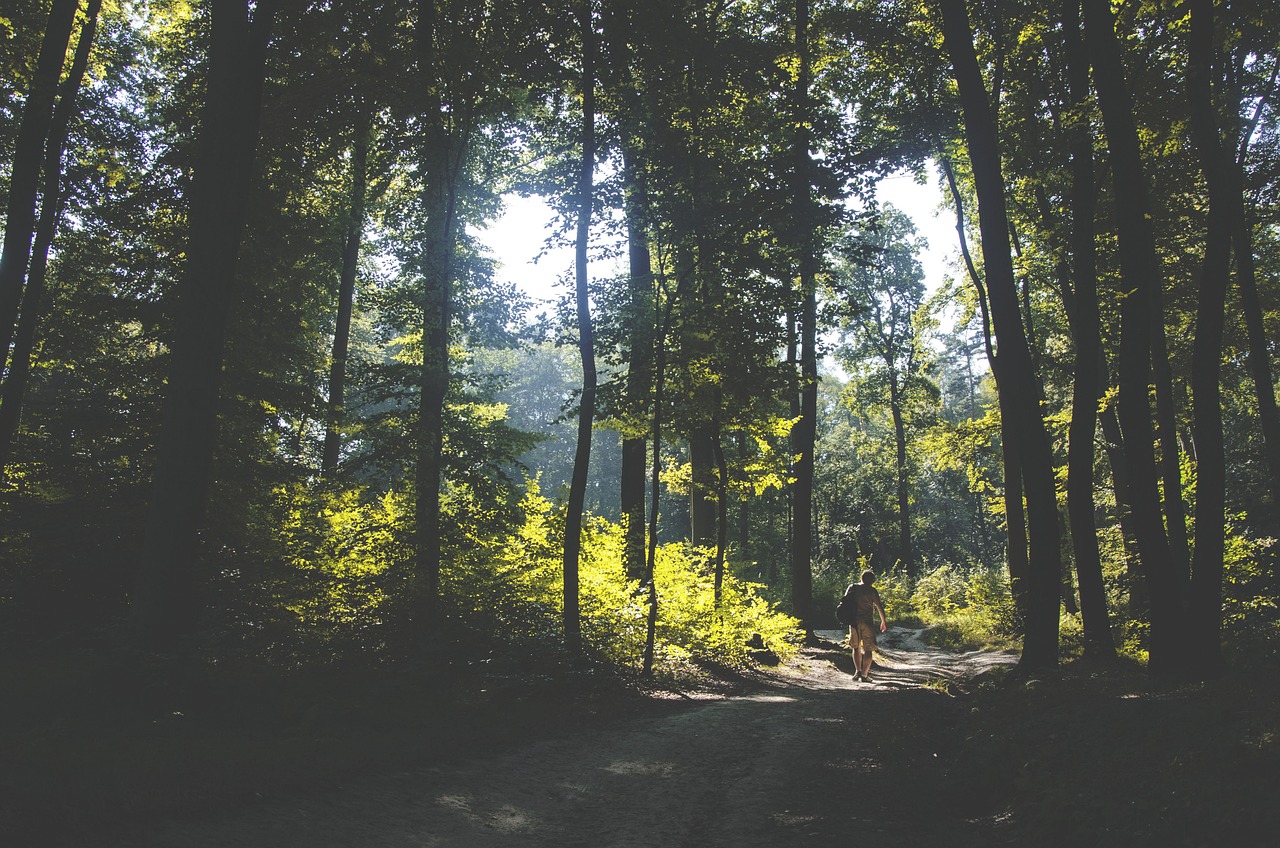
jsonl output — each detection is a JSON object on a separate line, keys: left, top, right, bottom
{"left": 477, "top": 170, "right": 957, "bottom": 306}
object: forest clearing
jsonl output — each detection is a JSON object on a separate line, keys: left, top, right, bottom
{"left": 3, "top": 0, "right": 1279, "bottom": 844}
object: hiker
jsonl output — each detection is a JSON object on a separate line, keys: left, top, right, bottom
{"left": 846, "top": 569, "right": 887, "bottom": 682}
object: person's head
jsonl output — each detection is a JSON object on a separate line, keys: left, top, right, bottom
{"left": 860, "top": 569, "right": 876, "bottom": 585}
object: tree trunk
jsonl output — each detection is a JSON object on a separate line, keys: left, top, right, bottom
{"left": 713, "top": 422, "right": 729, "bottom": 605}
{"left": 1227, "top": 70, "right": 1280, "bottom": 519}
{"left": 321, "top": 109, "right": 371, "bottom": 479}
{"left": 563, "top": 0, "right": 597, "bottom": 656}
{"left": 132, "top": 0, "right": 276, "bottom": 646}
{"left": 939, "top": 0, "right": 1061, "bottom": 669}
{"left": 619, "top": 141, "right": 653, "bottom": 583}
{"left": 789, "top": 0, "right": 816, "bottom": 636}
{"left": 0, "top": 0, "right": 102, "bottom": 476}
{"left": 941, "top": 155, "right": 1030, "bottom": 626}
{"left": 1060, "top": 0, "right": 1115, "bottom": 659}
{"left": 888, "top": 376, "right": 913, "bottom": 581}
{"left": 603, "top": 4, "right": 656, "bottom": 585}
{"left": 0, "top": 0, "right": 78, "bottom": 362}
{"left": 1185, "top": 0, "right": 1230, "bottom": 677}
{"left": 689, "top": 427, "right": 718, "bottom": 547}
{"left": 1082, "top": 0, "right": 1187, "bottom": 676}
{"left": 412, "top": 0, "right": 463, "bottom": 641}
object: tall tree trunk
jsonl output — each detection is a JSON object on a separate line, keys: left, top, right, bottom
{"left": 603, "top": 2, "right": 656, "bottom": 584}
{"left": 321, "top": 109, "right": 371, "bottom": 479}
{"left": 1228, "top": 68, "right": 1280, "bottom": 518}
{"left": 789, "top": 0, "right": 816, "bottom": 636}
{"left": 942, "top": 155, "right": 1030, "bottom": 625}
{"left": 619, "top": 140, "right": 653, "bottom": 582}
{"left": 0, "top": 0, "right": 102, "bottom": 476}
{"left": 689, "top": 427, "right": 718, "bottom": 547}
{"left": 563, "top": 0, "right": 597, "bottom": 656}
{"left": 1060, "top": 0, "right": 1115, "bottom": 659}
{"left": 0, "top": 0, "right": 78, "bottom": 362}
{"left": 1082, "top": 0, "right": 1187, "bottom": 676}
{"left": 412, "top": 0, "right": 464, "bottom": 641}
{"left": 888, "top": 376, "right": 913, "bottom": 581}
{"left": 642, "top": 261, "right": 691, "bottom": 676}
{"left": 1185, "top": 0, "right": 1230, "bottom": 677}
{"left": 939, "top": 0, "right": 1061, "bottom": 669}
{"left": 132, "top": 0, "right": 276, "bottom": 646}
{"left": 713, "top": 421, "right": 729, "bottom": 605}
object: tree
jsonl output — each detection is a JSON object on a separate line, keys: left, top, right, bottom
{"left": 832, "top": 206, "right": 932, "bottom": 581}
{"left": 1081, "top": 0, "right": 1187, "bottom": 676}
{"left": 562, "top": 0, "right": 598, "bottom": 655}
{"left": 0, "top": 0, "right": 78, "bottom": 365}
{"left": 937, "top": 0, "right": 1062, "bottom": 669}
{"left": 0, "top": 0, "right": 104, "bottom": 475}
{"left": 131, "top": 0, "right": 277, "bottom": 646}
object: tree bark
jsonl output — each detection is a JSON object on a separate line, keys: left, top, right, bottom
{"left": 1082, "top": 0, "right": 1187, "bottom": 676}
{"left": 413, "top": 0, "right": 464, "bottom": 641}
{"left": 321, "top": 109, "right": 371, "bottom": 479}
{"left": 603, "top": 2, "right": 655, "bottom": 584}
{"left": 888, "top": 375, "right": 914, "bottom": 581}
{"left": 132, "top": 0, "right": 276, "bottom": 646}
{"left": 939, "top": 0, "right": 1061, "bottom": 669}
{"left": 789, "top": 0, "right": 816, "bottom": 636}
{"left": 941, "top": 155, "right": 1030, "bottom": 627}
{"left": 1059, "top": 0, "right": 1115, "bottom": 659}
{"left": 0, "top": 0, "right": 78, "bottom": 363}
{"left": 563, "top": 0, "right": 597, "bottom": 656}
{"left": 1185, "top": 0, "right": 1230, "bottom": 677}
{"left": 0, "top": 0, "right": 103, "bottom": 476}
{"left": 1227, "top": 65, "right": 1280, "bottom": 519}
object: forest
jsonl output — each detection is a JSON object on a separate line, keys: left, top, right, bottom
{"left": 2, "top": 0, "right": 1278, "bottom": 844}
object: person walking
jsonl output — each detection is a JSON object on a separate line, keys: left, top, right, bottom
{"left": 846, "top": 569, "right": 887, "bottom": 682}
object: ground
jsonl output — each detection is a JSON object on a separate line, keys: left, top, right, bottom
{"left": 107, "top": 629, "right": 1022, "bottom": 847}
{"left": 11, "top": 627, "right": 1275, "bottom": 847}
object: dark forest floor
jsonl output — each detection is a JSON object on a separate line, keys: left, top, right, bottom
{"left": 3, "top": 630, "right": 1277, "bottom": 846}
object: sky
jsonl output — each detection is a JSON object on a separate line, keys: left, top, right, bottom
{"left": 475, "top": 167, "right": 959, "bottom": 310}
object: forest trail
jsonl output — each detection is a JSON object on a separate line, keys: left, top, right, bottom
{"left": 119, "top": 629, "right": 1019, "bottom": 848}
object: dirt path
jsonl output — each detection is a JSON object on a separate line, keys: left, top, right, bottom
{"left": 119, "top": 629, "right": 1019, "bottom": 847}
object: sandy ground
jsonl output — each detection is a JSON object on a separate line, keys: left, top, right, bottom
{"left": 117, "top": 628, "right": 1019, "bottom": 848}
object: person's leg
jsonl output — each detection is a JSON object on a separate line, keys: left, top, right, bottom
{"left": 860, "top": 627, "right": 880, "bottom": 681}
{"left": 857, "top": 621, "right": 876, "bottom": 679}
{"left": 849, "top": 626, "right": 864, "bottom": 679}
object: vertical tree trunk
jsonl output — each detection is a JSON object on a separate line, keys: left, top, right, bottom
{"left": 1227, "top": 61, "right": 1280, "bottom": 518}
{"left": 1060, "top": 0, "right": 1115, "bottom": 659}
{"left": 0, "top": 0, "right": 103, "bottom": 476}
{"left": 1185, "top": 0, "right": 1230, "bottom": 677}
{"left": 563, "top": 0, "right": 597, "bottom": 656}
{"left": 939, "top": 0, "right": 1061, "bottom": 669}
{"left": 888, "top": 377, "right": 913, "bottom": 581}
{"left": 689, "top": 427, "right": 718, "bottom": 547}
{"left": 713, "top": 422, "right": 729, "bottom": 605}
{"left": 321, "top": 109, "right": 371, "bottom": 479}
{"left": 132, "top": 0, "right": 276, "bottom": 646}
{"left": 942, "top": 155, "right": 1030, "bottom": 625}
{"left": 0, "top": 0, "right": 78, "bottom": 362}
{"left": 619, "top": 142, "right": 653, "bottom": 583}
{"left": 603, "top": 3, "right": 656, "bottom": 585}
{"left": 788, "top": 0, "right": 816, "bottom": 636}
{"left": 412, "top": 0, "right": 463, "bottom": 640}
{"left": 1082, "top": 0, "right": 1187, "bottom": 676}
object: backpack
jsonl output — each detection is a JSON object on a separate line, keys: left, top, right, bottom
{"left": 835, "top": 584, "right": 859, "bottom": 625}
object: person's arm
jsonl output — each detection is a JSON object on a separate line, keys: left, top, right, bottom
{"left": 875, "top": 600, "right": 887, "bottom": 632}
